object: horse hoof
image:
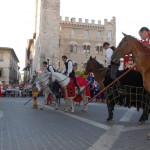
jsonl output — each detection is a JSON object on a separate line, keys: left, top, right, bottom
{"left": 64, "top": 109, "right": 68, "bottom": 112}
{"left": 55, "top": 108, "right": 58, "bottom": 110}
{"left": 40, "top": 108, "right": 44, "bottom": 110}
{"left": 147, "top": 134, "right": 150, "bottom": 140}
{"left": 138, "top": 121, "right": 145, "bottom": 125}
{"left": 147, "top": 133, "right": 150, "bottom": 137}
{"left": 106, "top": 118, "right": 113, "bottom": 122}
{"left": 81, "top": 109, "right": 87, "bottom": 112}
{"left": 32, "top": 107, "right": 38, "bottom": 109}
{"left": 71, "top": 110, "right": 74, "bottom": 113}
{"left": 147, "top": 133, "right": 150, "bottom": 140}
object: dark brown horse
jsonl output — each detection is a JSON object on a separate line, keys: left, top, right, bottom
{"left": 85, "top": 56, "right": 150, "bottom": 122}
{"left": 112, "top": 33, "right": 150, "bottom": 94}
{"left": 85, "top": 56, "right": 108, "bottom": 87}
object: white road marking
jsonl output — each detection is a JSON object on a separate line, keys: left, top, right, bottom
{"left": 123, "top": 124, "right": 150, "bottom": 132}
{"left": 88, "top": 125, "right": 124, "bottom": 150}
{"left": 120, "top": 107, "right": 136, "bottom": 122}
{"left": 39, "top": 103, "right": 111, "bottom": 131}
{"left": 0, "top": 110, "right": 4, "bottom": 118}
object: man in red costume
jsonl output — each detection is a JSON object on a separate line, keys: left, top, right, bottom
{"left": 139, "top": 27, "right": 150, "bottom": 49}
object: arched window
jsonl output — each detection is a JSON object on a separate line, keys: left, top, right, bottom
{"left": 96, "top": 46, "right": 99, "bottom": 53}
{"left": 73, "top": 44, "right": 77, "bottom": 53}
{"left": 83, "top": 45, "right": 86, "bottom": 50}
{"left": 97, "top": 31, "right": 101, "bottom": 38}
{"left": 107, "top": 30, "right": 112, "bottom": 39}
{"left": 71, "top": 28, "right": 76, "bottom": 37}
{"left": 70, "top": 44, "right": 77, "bottom": 53}
{"left": 70, "top": 44, "right": 73, "bottom": 52}
{"left": 84, "top": 30, "right": 89, "bottom": 38}
{"left": 83, "top": 45, "right": 90, "bottom": 53}
{"left": 95, "top": 45, "right": 103, "bottom": 54}
{"left": 87, "top": 45, "right": 90, "bottom": 53}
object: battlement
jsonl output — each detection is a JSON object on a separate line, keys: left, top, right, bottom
{"left": 60, "top": 16, "right": 116, "bottom": 26}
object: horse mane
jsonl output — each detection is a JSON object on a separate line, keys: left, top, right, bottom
{"left": 89, "top": 56, "right": 104, "bottom": 68}
{"left": 126, "top": 35, "right": 150, "bottom": 51}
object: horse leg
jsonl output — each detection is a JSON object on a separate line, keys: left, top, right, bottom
{"left": 139, "top": 107, "right": 149, "bottom": 124}
{"left": 52, "top": 94, "right": 59, "bottom": 110}
{"left": 106, "top": 102, "right": 114, "bottom": 121}
{"left": 82, "top": 96, "right": 88, "bottom": 112}
{"left": 39, "top": 91, "right": 47, "bottom": 110}
{"left": 70, "top": 99, "right": 75, "bottom": 113}
{"left": 64, "top": 98, "right": 69, "bottom": 112}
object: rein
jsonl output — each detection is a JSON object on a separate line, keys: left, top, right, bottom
{"left": 49, "top": 73, "right": 69, "bottom": 84}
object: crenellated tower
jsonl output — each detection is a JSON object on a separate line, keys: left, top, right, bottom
{"left": 33, "top": 0, "right": 60, "bottom": 70}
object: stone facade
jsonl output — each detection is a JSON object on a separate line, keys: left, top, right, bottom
{"left": 0, "top": 47, "right": 19, "bottom": 84}
{"left": 60, "top": 17, "right": 116, "bottom": 70}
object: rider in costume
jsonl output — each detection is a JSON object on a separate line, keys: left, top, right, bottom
{"left": 61, "top": 55, "right": 80, "bottom": 94}
{"left": 42, "top": 61, "right": 55, "bottom": 73}
{"left": 139, "top": 27, "right": 150, "bottom": 49}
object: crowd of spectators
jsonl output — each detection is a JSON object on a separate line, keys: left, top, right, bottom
{"left": 1, "top": 83, "right": 32, "bottom": 97}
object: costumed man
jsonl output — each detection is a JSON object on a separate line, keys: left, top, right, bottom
{"left": 30, "top": 72, "right": 39, "bottom": 109}
{"left": 61, "top": 55, "right": 80, "bottom": 94}
{"left": 139, "top": 27, "right": 150, "bottom": 140}
{"left": 103, "top": 42, "right": 118, "bottom": 80}
{"left": 139, "top": 27, "right": 150, "bottom": 49}
{"left": 42, "top": 61, "right": 55, "bottom": 73}
{"left": 32, "top": 83, "right": 39, "bottom": 109}
{"left": 103, "top": 42, "right": 122, "bottom": 92}
{"left": 42, "top": 61, "right": 56, "bottom": 105}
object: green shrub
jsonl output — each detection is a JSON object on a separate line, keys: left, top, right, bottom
{"left": 75, "top": 70, "right": 84, "bottom": 75}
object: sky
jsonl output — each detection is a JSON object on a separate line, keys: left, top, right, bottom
{"left": 0, "top": 0, "right": 150, "bottom": 71}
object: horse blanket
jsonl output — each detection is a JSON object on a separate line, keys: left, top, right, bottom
{"left": 65, "top": 76, "right": 90, "bottom": 100}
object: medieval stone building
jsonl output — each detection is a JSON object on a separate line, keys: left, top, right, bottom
{"left": 24, "top": 0, "right": 116, "bottom": 81}
{"left": 60, "top": 17, "right": 116, "bottom": 70}
{"left": 0, "top": 47, "right": 20, "bottom": 84}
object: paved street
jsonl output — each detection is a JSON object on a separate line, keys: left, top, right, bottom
{"left": 0, "top": 97, "right": 150, "bottom": 150}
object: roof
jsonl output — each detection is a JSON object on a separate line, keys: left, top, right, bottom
{"left": 0, "top": 47, "right": 19, "bottom": 63}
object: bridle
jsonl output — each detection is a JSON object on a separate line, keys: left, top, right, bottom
{"left": 128, "top": 37, "right": 150, "bottom": 58}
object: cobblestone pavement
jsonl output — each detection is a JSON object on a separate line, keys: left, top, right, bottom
{"left": 0, "top": 97, "right": 150, "bottom": 150}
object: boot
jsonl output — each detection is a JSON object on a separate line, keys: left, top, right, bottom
{"left": 77, "top": 87, "right": 81, "bottom": 95}
{"left": 33, "top": 99, "right": 38, "bottom": 109}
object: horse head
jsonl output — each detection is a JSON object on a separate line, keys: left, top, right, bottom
{"left": 111, "top": 33, "right": 143, "bottom": 63}
{"left": 85, "top": 56, "right": 104, "bottom": 74}
{"left": 84, "top": 56, "right": 95, "bottom": 74}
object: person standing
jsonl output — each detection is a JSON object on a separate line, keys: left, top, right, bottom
{"left": 61, "top": 55, "right": 80, "bottom": 94}
{"left": 87, "top": 72, "right": 95, "bottom": 98}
